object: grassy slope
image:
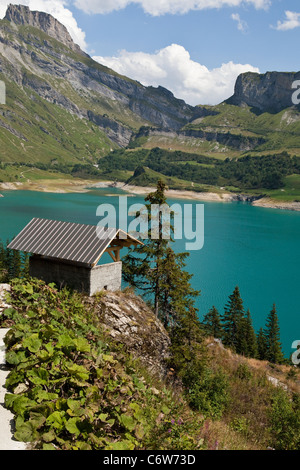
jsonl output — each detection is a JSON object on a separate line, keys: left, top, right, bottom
{"left": 0, "top": 73, "right": 118, "bottom": 164}
{"left": 0, "top": 20, "right": 151, "bottom": 165}
{"left": 185, "top": 103, "right": 300, "bottom": 156}
{"left": 135, "top": 103, "right": 300, "bottom": 160}
{"left": 124, "top": 103, "right": 300, "bottom": 201}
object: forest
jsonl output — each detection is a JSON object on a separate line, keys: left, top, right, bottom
{"left": 97, "top": 148, "right": 300, "bottom": 190}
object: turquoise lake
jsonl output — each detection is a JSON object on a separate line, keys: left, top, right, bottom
{"left": 0, "top": 187, "right": 299, "bottom": 357}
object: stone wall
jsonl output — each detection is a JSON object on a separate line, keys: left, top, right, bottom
{"left": 90, "top": 262, "right": 122, "bottom": 295}
{"left": 29, "top": 256, "right": 122, "bottom": 295}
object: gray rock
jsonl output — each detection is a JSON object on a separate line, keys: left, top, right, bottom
{"left": 226, "top": 71, "right": 300, "bottom": 114}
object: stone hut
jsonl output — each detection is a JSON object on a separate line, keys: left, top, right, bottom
{"left": 8, "top": 217, "right": 143, "bottom": 295}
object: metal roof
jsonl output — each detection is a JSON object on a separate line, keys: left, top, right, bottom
{"left": 7, "top": 218, "right": 141, "bottom": 266}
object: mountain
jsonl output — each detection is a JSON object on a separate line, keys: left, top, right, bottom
{"left": 226, "top": 71, "right": 300, "bottom": 114}
{"left": 0, "top": 4, "right": 203, "bottom": 165}
{"left": 134, "top": 74, "right": 300, "bottom": 160}
{"left": 0, "top": 4, "right": 300, "bottom": 199}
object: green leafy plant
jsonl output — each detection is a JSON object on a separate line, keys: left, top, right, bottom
{"left": 1, "top": 278, "right": 202, "bottom": 450}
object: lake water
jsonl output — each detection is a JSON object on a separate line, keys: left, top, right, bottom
{"left": 0, "top": 187, "right": 299, "bottom": 357}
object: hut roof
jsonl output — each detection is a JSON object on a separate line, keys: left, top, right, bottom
{"left": 8, "top": 218, "right": 143, "bottom": 267}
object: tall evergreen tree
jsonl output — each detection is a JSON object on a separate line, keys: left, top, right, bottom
{"left": 157, "top": 246, "right": 200, "bottom": 330}
{"left": 257, "top": 327, "right": 268, "bottom": 360}
{"left": 122, "top": 180, "right": 200, "bottom": 333}
{"left": 222, "top": 285, "right": 245, "bottom": 352}
{"left": 240, "top": 309, "right": 258, "bottom": 358}
{"left": 122, "top": 180, "right": 169, "bottom": 317}
{"left": 264, "top": 304, "right": 285, "bottom": 364}
{"left": 202, "top": 306, "right": 223, "bottom": 339}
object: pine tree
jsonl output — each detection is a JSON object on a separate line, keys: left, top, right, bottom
{"left": 257, "top": 327, "right": 268, "bottom": 360}
{"left": 157, "top": 247, "right": 200, "bottom": 330}
{"left": 222, "top": 285, "right": 245, "bottom": 352}
{"left": 202, "top": 306, "right": 223, "bottom": 339}
{"left": 122, "top": 180, "right": 200, "bottom": 331}
{"left": 241, "top": 309, "right": 258, "bottom": 358}
{"left": 264, "top": 304, "right": 285, "bottom": 364}
{"left": 122, "top": 180, "right": 169, "bottom": 317}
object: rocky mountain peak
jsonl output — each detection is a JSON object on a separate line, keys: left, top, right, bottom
{"left": 4, "top": 3, "right": 83, "bottom": 54}
{"left": 226, "top": 71, "right": 300, "bottom": 113}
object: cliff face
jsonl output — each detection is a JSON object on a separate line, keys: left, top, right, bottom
{"left": 226, "top": 71, "right": 300, "bottom": 113}
{"left": 4, "top": 4, "right": 84, "bottom": 55}
{"left": 0, "top": 4, "right": 200, "bottom": 156}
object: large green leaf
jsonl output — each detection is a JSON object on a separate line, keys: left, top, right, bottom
{"left": 23, "top": 334, "right": 42, "bottom": 353}
{"left": 5, "top": 394, "right": 36, "bottom": 416}
{"left": 120, "top": 413, "right": 136, "bottom": 432}
{"left": 46, "top": 411, "right": 66, "bottom": 431}
{"left": 5, "top": 350, "right": 27, "bottom": 365}
{"left": 108, "top": 440, "right": 135, "bottom": 450}
{"left": 73, "top": 337, "right": 90, "bottom": 353}
{"left": 27, "top": 367, "right": 49, "bottom": 385}
{"left": 65, "top": 417, "right": 81, "bottom": 437}
{"left": 65, "top": 363, "right": 89, "bottom": 381}
{"left": 14, "top": 420, "right": 39, "bottom": 442}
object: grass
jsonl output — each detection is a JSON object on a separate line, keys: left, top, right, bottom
{"left": 0, "top": 74, "right": 117, "bottom": 165}
{"left": 252, "top": 174, "right": 300, "bottom": 202}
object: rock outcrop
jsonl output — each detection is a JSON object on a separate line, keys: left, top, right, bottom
{"left": 226, "top": 71, "right": 300, "bottom": 113}
{"left": 4, "top": 4, "right": 84, "bottom": 55}
{"left": 88, "top": 290, "right": 171, "bottom": 379}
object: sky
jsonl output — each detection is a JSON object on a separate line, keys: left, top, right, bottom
{"left": 0, "top": 0, "right": 299, "bottom": 105}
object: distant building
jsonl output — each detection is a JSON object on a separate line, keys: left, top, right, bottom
{"left": 8, "top": 218, "right": 143, "bottom": 295}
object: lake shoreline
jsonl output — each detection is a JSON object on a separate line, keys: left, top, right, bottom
{"left": 1, "top": 178, "right": 300, "bottom": 212}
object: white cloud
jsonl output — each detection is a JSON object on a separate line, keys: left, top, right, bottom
{"left": 231, "top": 13, "right": 248, "bottom": 32}
{"left": 93, "top": 44, "right": 259, "bottom": 105}
{"left": 0, "top": 0, "right": 87, "bottom": 50}
{"left": 273, "top": 10, "right": 300, "bottom": 31}
{"left": 74, "top": 0, "right": 271, "bottom": 16}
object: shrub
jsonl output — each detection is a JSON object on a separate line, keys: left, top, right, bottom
{"left": 268, "top": 389, "right": 300, "bottom": 450}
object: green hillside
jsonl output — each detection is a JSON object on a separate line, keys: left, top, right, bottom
{"left": 1, "top": 6, "right": 300, "bottom": 205}
{"left": 0, "top": 276, "right": 299, "bottom": 450}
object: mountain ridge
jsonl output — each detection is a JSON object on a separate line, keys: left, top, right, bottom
{"left": 0, "top": 4, "right": 203, "bottom": 162}
{"left": 0, "top": 4, "right": 300, "bottom": 176}
{"left": 4, "top": 3, "right": 85, "bottom": 55}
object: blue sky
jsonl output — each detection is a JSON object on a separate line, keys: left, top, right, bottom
{"left": 0, "top": 0, "right": 299, "bottom": 104}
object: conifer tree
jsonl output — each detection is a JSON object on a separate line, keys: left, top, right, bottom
{"left": 222, "top": 285, "right": 245, "bottom": 352}
{"left": 202, "top": 306, "right": 223, "bottom": 339}
{"left": 122, "top": 180, "right": 169, "bottom": 317}
{"left": 257, "top": 327, "right": 268, "bottom": 360}
{"left": 264, "top": 304, "right": 285, "bottom": 364}
{"left": 123, "top": 180, "right": 200, "bottom": 332}
{"left": 241, "top": 309, "right": 258, "bottom": 358}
